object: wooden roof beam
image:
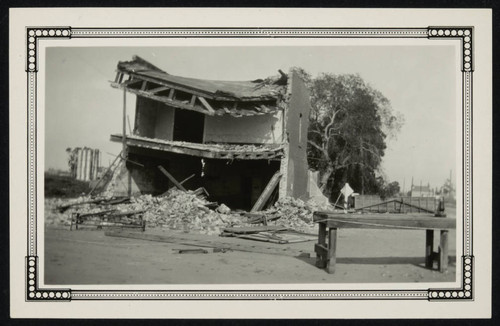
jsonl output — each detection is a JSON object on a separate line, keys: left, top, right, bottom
{"left": 111, "top": 82, "right": 215, "bottom": 116}
{"left": 198, "top": 96, "right": 216, "bottom": 115}
{"left": 148, "top": 86, "right": 170, "bottom": 94}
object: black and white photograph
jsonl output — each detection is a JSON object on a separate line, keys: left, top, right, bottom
{"left": 9, "top": 8, "right": 492, "bottom": 319}
{"left": 43, "top": 45, "right": 458, "bottom": 285}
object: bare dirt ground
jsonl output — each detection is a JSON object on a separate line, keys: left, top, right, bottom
{"left": 44, "top": 224, "right": 456, "bottom": 285}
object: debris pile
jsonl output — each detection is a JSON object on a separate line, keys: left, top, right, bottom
{"left": 119, "top": 189, "right": 243, "bottom": 235}
{"left": 45, "top": 189, "right": 243, "bottom": 235}
{"left": 242, "top": 197, "right": 332, "bottom": 233}
{"left": 45, "top": 189, "right": 332, "bottom": 236}
{"left": 261, "top": 197, "right": 319, "bottom": 233}
{"left": 45, "top": 198, "right": 74, "bottom": 226}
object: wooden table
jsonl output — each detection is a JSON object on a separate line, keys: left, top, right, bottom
{"left": 313, "top": 211, "right": 456, "bottom": 274}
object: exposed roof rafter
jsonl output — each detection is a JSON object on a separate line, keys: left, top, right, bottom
{"left": 111, "top": 71, "right": 282, "bottom": 117}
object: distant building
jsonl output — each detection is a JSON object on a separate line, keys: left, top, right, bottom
{"left": 68, "top": 147, "right": 101, "bottom": 181}
{"left": 411, "top": 185, "right": 434, "bottom": 197}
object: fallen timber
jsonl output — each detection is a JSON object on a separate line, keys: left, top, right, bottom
{"left": 105, "top": 229, "right": 313, "bottom": 257}
{"left": 58, "top": 196, "right": 130, "bottom": 212}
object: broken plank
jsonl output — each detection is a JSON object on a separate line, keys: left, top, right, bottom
{"left": 223, "top": 225, "right": 287, "bottom": 234}
{"left": 165, "top": 173, "right": 196, "bottom": 193}
{"left": 245, "top": 213, "right": 281, "bottom": 224}
{"left": 174, "top": 248, "right": 209, "bottom": 254}
{"left": 250, "top": 171, "right": 282, "bottom": 212}
{"left": 158, "top": 165, "right": 187, "bottom": 192}
{"left": 234, "top": 234, "right": 287, "bottom": 244}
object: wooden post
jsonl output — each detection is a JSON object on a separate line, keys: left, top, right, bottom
{"left": 439, "top": 230, "right": 449, "bottom": 272}
{"left": 326, "top": 228, "right": 338, "bottom": 274}
{"left": 316, "top": 222, "right": 327, "bottom": 268}
{"left": 425, "top": 230, "right": 434, "bottom": 269}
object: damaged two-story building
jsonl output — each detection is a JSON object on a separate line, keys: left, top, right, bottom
{"left": 108, "top": 56, "right": 311, "bottom": 211}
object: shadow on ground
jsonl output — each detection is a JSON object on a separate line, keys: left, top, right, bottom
{"left": 295, "top": 255, "right": 457, "bottom": 269}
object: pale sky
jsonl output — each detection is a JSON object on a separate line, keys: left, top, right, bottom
{"left": 45, "top": 45, "right": 457, "bottom": 190}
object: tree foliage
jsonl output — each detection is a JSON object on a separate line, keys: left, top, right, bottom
{"left": 377, "top": 180, "right": 401, "bottom": 200}
{"left": 292, "top": 68, "right": 404, "bottom": 199}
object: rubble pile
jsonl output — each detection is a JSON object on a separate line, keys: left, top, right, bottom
{"left": 44, "top": 196, "right": 97, "bottom": 226}
{"left": 263, "top": 197, "right": 314, "bottom": 233}
{"left": 260, "top": 197, "right": 333, "bottom": 233}
{"left": 45, "top": 198, "right": 72, "bottom": 226}
{"left": 117, "top": 189, "right": 243, "bottom": 235}
{"left": 45, "top": 189, "right": 333, "bottom": 235}
{"left": 45, "top": 189, "right": 243, "bottom": 235}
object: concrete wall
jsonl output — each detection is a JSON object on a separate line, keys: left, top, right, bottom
{"left": 203, "top": 111, "right": 283, "bottom": 144}
{"left": 282, "top": 72, "right": 311, "bottom": 200}
{"left": 135, "top": 97, "right": 175, "bottom": 140}
{"left": 155, "top": 106, "right": 175, "bottom": 140}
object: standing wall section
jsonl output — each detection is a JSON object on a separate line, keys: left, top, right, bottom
{"left": 281, "top": 72, "right": 311, "bottom": 200}
{"left": 203, "top": 112, "right": 283, "bottom": 144}
{"left": 134, "top": 97, "right": 175, "bottom": 140}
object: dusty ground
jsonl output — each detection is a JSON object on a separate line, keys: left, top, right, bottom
{"left": 44, "top": 225, "right": 456, "bottom": 285}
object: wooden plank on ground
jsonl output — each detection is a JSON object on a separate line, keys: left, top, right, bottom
{"left": 158, "top": 165, "right": 187, "bottom": 191}
{"left": 105, "top": 230, "right": 312, "bottom": 257}
{"left": 223, "top": 225, "right": 288, "bottom": 234}
{"left": 250, "top": 171, "right": 282, "bottom": 212}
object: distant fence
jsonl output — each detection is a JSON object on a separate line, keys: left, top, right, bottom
{"left": 354, "top": 195, "right": 437, "bottom": 214}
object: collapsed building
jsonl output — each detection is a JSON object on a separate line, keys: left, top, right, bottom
{"left": 108, "top": 56, "right": 312, "bottom": 211}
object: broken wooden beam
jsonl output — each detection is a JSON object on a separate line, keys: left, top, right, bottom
{"left": 250, "top": 171, "right": 282, "bottom": 212}
{"left": 158, "top": 165, "right": 187, "bottom": 192}
{"left": 234, "top": 233, "right": 287, "bottom": 244}
{"left": 222, "top": 225, "right": 287, "bottom": 234}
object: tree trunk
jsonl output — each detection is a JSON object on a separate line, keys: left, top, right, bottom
{"left": 319, "top": 165, "right": 334, "bottom": 196}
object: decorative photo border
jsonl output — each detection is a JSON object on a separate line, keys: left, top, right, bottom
{"left": 25, "top": 26, "right": 473, "bottom": 301}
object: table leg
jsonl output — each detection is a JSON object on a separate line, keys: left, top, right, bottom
{"left": 326, "top": 228, "right": 337, "bottom": 274}
{"left": 439, "top": 230, "right": 449, "bottom": 272}
{"left": 316, "top": 222, "right": 327, "bottom": 268}
{"left": 425, "top": 229, "right": 434, "bottom": 269}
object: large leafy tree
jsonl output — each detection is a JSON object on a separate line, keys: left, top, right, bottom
{"left": 292, "top": 68, "right": 403, "bottom": 199}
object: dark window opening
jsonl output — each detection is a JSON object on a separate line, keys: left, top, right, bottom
{"left": 173, "top": 108, "right": 205, "bottom": 143}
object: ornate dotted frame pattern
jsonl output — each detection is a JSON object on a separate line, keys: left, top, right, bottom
{"left": 25, "top": 26, "right": 473, "bottom": 301}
